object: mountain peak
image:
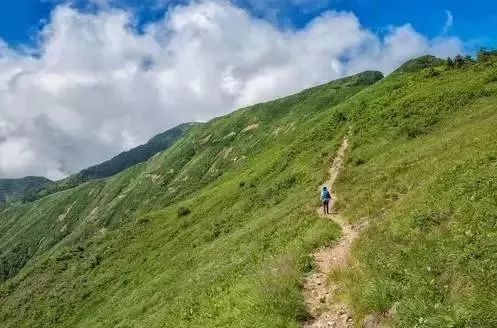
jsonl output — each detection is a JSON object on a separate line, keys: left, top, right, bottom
{"left": 393, "top": 55, "right": 445, "bottom": 73}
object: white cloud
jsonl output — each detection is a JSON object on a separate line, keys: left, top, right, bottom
{"left": 0, "top": 138, "right": 36, "bottom": 176}
{"left": 0, "top": 0, "right": 464, "bottom": 179}
{"left": 443, "top": 10, "right": 454, "bottom": 34}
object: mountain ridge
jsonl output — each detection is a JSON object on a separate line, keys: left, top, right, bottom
{"left": 0, "top": 176, "right": 53, "bottom": 204}
{"left": 17, "top": 122, "right": 197, "bottom": 203}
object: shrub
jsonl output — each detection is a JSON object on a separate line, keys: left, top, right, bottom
{"left": 477, "top": 48, "right": 497, "bottom": 63}
{"left": 137, "top": 217, "right": 150, "bottom": 224}
{"left": 454, "top": 54, "right": 465, "bottom": 68}
{"left": 177, "top": 207, "right": 191, "bottom": 217}
{"left": 446, "top": 57, "right": 455, "bottom": 69}
{"left": 424, "top": 67, "right": 440, "bottom": 78}
{"left": 352, "top": 157, "right": 366, "bottom": 166}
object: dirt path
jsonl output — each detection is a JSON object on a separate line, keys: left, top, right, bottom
{"left": 302, "top": 138, "right": 361, "bottom": 328}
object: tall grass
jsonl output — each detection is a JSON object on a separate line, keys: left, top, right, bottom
{"left": 336, "top": 62, "right": 497, "bottom": 327}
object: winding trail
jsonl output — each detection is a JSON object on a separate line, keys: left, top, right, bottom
{"left": 302, "top": 138, "right": 361, "bottom": 328}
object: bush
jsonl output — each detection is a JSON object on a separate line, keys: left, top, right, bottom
{"left": 177, "top": 207, "right": 191, "bottom": 217}
{"left": 454, "top": 54, "right": 465, "bottom": 68}
{"left": 446, "top": 57, "right": 455, "bottom": 69}
{"left": 352, "top": 157, "right": 366, "bottom": 166}
{"left": 477, "top": 48, "right": 497, "bottom": 63}
{"left": 424, "top": 67, "right": 440, "bottom": 78}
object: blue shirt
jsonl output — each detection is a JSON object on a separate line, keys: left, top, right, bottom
{"left": 321, "top": 189, "right": 331, "bottom": 201}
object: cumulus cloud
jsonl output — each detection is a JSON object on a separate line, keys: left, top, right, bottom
{"left": 0, "top": 0, "right": 463, "bottom": 179}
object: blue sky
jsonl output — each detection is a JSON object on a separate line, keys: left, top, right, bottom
{"left": 0, "top": 0, "right": 496, "bottom": 49}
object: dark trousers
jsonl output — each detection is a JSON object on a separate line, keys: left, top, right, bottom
{"left": 322, "top": 200, "right": 330, "bottom": 214}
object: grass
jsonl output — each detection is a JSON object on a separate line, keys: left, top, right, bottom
{"left": 334, "top": 61, "right": 497, "bottom": 327}
{"left": 0, "top": 71, "right": 382, "bottom": 327}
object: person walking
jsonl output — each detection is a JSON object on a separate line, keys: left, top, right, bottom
{"left": 321, "top": 186, "right": 331, "bottom": 215}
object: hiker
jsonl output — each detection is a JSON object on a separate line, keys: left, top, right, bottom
{"left": 321, "top": 186, "right": 331, "bottom": 215}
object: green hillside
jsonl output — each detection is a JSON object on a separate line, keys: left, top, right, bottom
{"left": 334, "top": 57, "right": 497, "bottom": 327}
{"left": 2, "top": 55, "right": 497, "bottom": 328}
{"left": 0, "top": 177, "right": 53, "bottom": 204}
{"left": 0, "top": 71, "right": 382, "bottom": 327}
{"left": 76, "top": 122, "right": 198, "bottom": 182}
{"left": 21, "top": 123, "right": 196, "bottom": 203}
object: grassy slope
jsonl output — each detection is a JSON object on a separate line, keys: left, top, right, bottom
{"left": 21, "top": 123, "right": 196, "bottom": 203}
{"left": 0, "top": 177, "right": 53, "bottom": 204}
{"left": 77, "top": 123, "right": 197, "bottom": 181}
{"left": 0, "top": 71, "right": 382, "bottom": 327}
{"left": 333, "top": 62, "right": 497, "bottom": 327}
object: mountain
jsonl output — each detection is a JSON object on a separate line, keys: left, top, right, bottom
{"left": 21, "top": 122, "right": 197, "bottom": 202}
{"left": 2, "top": 55, "right": 497, "bottom": 328}
{"left": 393, "top": 54, "right": 445, "bottom": 73}
{"left": 0, "top": 177, "right": 53, "bottom": 204}
{"left": 0, "top": 70, "right": 381, "bottom": 327}
{"left": 76, "top": 122, "right": 199, "bottom": 182}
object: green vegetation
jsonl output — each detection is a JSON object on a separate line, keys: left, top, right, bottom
{"left": 0, "top": 71, "right": 382, "bottom": 327}
{"left": 447, "top": 48, "right": 497, "bottom": 70}
{"left": 21, "top": 123, "right": 196, "bottom": 203}
{"left": 2, "top": 122, "right": 195, "bottom": 207}
{"left": 76, "top": 122, "right": 198, "bottom": 182}
{"left": 0, "top": 176, "right": 53, "bottom": 204}
{"left": 177, "top": 206, "right": 191, "bottom": 217}
{"left": 394, "top": 55, "right": 445, "bottom": 73}
{"left": 476, "top": 48, "right": 497, "bottom": 63}
{"left": 333, "top": 57, "right": 497, "bottom": 327}
{"left": 3, "top": 54, "right": 497, "bottom": 328}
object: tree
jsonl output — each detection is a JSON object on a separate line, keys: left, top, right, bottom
{"left": 454, "top": 54, "right": 465, "bottom": 68}
{"left": 477, "top": 48, "right": 489, "bottom": 63}
{"left": 464, "top": 55, "right": 474, "bottom": 64}
{"left": 477, "top": 48, "right": 497, "bottom": 63}
{"left": 446, "top": 57, "right": 455, "bottom": 69}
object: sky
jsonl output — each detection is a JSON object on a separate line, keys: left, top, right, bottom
{"left": 0, "top": 0, "right": 493, "bottom": 179}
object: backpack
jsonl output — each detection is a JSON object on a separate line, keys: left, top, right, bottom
{"left": 323, "top": 190, "right": 331, "bottom": 200}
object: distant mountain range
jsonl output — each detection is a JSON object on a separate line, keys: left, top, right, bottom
{"left": 0, "top": 122, "right": 197, "bottom": 204}
{"left": 74, "top": 122, "right": 198, "bottom": 182}
{"left": 0, "top": 176, "right": 53, "bottom": 204}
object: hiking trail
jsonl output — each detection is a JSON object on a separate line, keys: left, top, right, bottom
{"left": 302, "top": 138, "right": 363, "bottom": 328}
